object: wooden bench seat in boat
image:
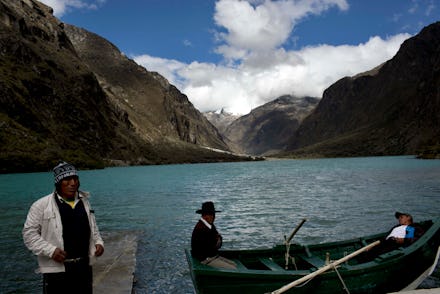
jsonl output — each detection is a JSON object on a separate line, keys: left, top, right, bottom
{"left": 298, "top": 254, "right": 325, "bottom": 268}
{"left": 259, "top": 258, "right": 285, "bottom": 271}
{"left": 298, "top": 245, "right": 325, "bottom": 268}
{"left": 230, "top": 259, "right": 248, "bottom": 270}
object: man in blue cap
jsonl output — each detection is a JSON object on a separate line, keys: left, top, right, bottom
{"left": 358, "top": 211, "right": 424, "bottom": 262}
{"left": 23, "top": 162, "right": 104, "bottom": 293}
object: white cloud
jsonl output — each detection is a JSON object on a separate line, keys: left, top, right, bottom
{"left": 133, "top": 55, "right": 187, "bottom": 88}
{"left": 135, "top": 33, "right": 409, "bottom": 114}
{"left": 408, "top": 0, "right": 436, "bottom": 16}
{"left": 39, "top": 0, "right": 105, "bottom": 17}
{"left": 213, "top": 0, "right": 349, "bottom": 61}
{"left": 47, "top": 0, "right": 413, "bottom": 115}
{"left": 134, "top": 0, "right": 410, "bottom": 114}
{"left": 183, "top": 39, "right": 193, "bottom": 47}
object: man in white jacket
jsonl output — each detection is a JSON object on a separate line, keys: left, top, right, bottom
{"left": 23, "top": 162, "right": 104, "bottom": 294}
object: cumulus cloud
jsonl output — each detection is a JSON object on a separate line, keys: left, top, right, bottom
{"left": 134, "top": 55, "right": 187, "bottom": 88}
{"left": 213, "top": 0, "right": 348, "bottom": 60}
{"left": 43, "top": 0, "right": 412, "bottom": 115}
{"left": 134, "top": 0, "right": 410, "bottom": 114}
{"left": 39, "top": 0, "right": 105, "bottom": 17}
{"left": 135, "top": 33, "right": 409, "bottom": 114}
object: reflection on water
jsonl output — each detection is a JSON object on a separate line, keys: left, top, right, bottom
{"left": 0, "top": 156, "right": 439, "bottom": 293}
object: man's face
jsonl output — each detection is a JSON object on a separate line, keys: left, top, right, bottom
{"left": 204, "top": 213, "right": 215, "bottom": 225}
{"left": 59, "top": 176, "right": 79, "bottom": 199}
{"left": 398, "top": 215, "right": 412, "bottom": 225}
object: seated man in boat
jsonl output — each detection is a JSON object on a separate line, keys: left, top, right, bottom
{"left": 359, "top": 212, "right": 424, "bottom": 262}
{"left": 191, "top": 201, "right": 237, "bottom": 269}
{"left": 386, "top": 212, "right": 420, "bottom": 245}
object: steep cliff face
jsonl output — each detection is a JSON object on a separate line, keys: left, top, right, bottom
{"left": 286, "top": 22, "right": 440, "bottom": 157}
{"left": 0, "top": 0, "right": 239, "bottom": 173}
{"left": 224, "top": 96, "right": 319, "bottom": 155}
{"left": 64, "top": 25, "right": 228, "bottom": 150}
{"left": 0, "top": 0, "right": 131, "bottom": 170}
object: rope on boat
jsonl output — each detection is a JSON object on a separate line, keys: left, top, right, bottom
{"left": 292, "top": 274, "right": 316, "bottom": 288}
{"left": 284, "top": 240, "right": 298, "bottom": 270}
{"left": 284, "top": 236, "right": 290, "bottom": 269}
{"left": 290, "top": 256, "right": 297, "bottom": 270}
{"left": 332, "top": 263, "right": 350, "bottom": 294}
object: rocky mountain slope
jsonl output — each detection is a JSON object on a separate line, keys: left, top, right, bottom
{"left": 0, "top": 0, "right": 247, "bottom": 173}
{"left": 223, "top": 95, "right": 319, "bottom": 155}
{"left": 284, "top": 21, "right": 440, "bottom": 157}
{"left": 64, "top": 25, "right": 227, "bottom": 149}
{"left": 203, "top": 109, "right": 240, "bottom": 134}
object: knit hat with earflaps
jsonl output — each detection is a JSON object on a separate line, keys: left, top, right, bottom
{"left": 53, "top": 161, "right": 78, "bottom": 184}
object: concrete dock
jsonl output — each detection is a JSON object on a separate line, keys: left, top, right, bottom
{"left": 93, "top": 231, "right": 138, "bottom": 294}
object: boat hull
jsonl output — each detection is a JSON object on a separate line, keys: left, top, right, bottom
{"left": 185, "top": 218, "right": 440, "bottom": 294}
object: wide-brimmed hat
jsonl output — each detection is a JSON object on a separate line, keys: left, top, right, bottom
{"left": 53, "top": 161, "right": 78, "bottom": 184}
{"left": 395, "top": 211, "right": 412, "bottom": 219}
{"left": 196, "top": 201, "right": 221, "bottom": 214}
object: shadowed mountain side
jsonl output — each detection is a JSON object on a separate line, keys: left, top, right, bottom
{"left": 223, "top": 96, "right": 319, "bottom": 155}
{"left": 283, "top": 21, "right": 440, "bottom": 157}
{"left": 64, "top": 25, "right": 228, "bottom": 151}
{"left": 0, "top": 0, "right": 248, "bottom": 173}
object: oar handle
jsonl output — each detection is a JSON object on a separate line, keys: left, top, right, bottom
{"left": 286, "top": 218, "right": 307, "bottom": 244}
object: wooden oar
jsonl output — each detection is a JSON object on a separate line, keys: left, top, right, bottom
{"left": 284, "top": 218, "right": 307, "bottom": 269}
{"left": 271, "top": 240, "right": 381, "bottom": 294}
{"left": 285, "top": 218, "right": 307, "bottom": 244}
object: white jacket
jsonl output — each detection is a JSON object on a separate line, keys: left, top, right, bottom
{"left": 22, "top": 191, "right": 104, "bottom": 273}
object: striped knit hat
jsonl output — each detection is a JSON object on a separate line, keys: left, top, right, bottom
{"left": 53, "top": 161, "right": 78, "bottom": 184}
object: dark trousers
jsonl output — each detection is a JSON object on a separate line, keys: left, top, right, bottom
{"left": 358, "top": 239, "right": 401, "bottom": 263}
{"left": 43, "top": 261, "right": 92, "bottom": 294}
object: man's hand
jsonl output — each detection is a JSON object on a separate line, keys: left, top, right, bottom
{"left": 215, "top": 234, "right": 222, "bottom": 249}
{"left": 95, "top": 244, "right": 104, "bottom": 257}
{"left": 51, "top": 248, "right": 67, "bottom": 263}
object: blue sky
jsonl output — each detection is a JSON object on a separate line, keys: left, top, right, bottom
{"left": 41, "top": 0, "right": 438, "bottom": 114}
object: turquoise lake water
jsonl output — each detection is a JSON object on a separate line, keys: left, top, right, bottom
{"left": 1, "top": 156, "right": 439, "bottom": 293}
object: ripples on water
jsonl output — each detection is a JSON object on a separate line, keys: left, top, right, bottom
{"left": 1, "top": 156, "right": 439, "bottom": 293}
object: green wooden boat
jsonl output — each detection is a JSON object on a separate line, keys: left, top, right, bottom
{"left": 185, "top": 218, "right": 440, "bottom": 294}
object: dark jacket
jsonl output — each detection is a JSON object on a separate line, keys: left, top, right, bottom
{"left": 191, "top": 220, "right": 222, "bottom": 261}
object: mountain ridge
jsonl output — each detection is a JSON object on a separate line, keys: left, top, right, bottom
{"left": 284, "top": 21, "right": 440, "bottom": 157}
{"left": 220, "top": 95, "right": 319, "bottom": 155}
{"left": 0, "top": 0, "right": 252, "bottom": 173}
{"left": 64, "top": 24, "right": 228, "bottom": 149}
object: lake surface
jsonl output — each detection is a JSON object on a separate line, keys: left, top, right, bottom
{"left": 1, "top": 156, "right": 439, "bottom": 293}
